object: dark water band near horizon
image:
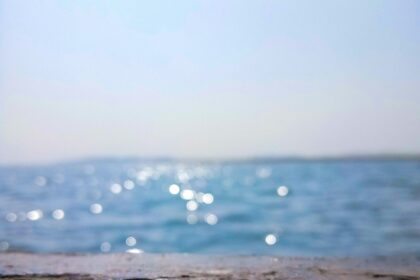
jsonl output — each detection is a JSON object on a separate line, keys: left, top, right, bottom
{"left": 0, "top": 159, "right": 419, "bottom": 257}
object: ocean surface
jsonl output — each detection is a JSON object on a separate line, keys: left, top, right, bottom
{"left": 0, "top": 159, "right": 419, "bottom": 256}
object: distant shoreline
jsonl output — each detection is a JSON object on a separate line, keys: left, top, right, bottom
{"left": 1, "top": 154, "right": 420, "bottom": 168}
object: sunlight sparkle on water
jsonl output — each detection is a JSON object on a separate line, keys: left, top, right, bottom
{"left": 27, "top": 209, "right": 43, "bottom": 221}
{"left": 52, "top": 209, "right": 65, "bottom": 220}
{"left": 110, "top": 183, "right": 122, "bottom": 194}
{"left": 126, "top": 236, "right": 137, "bottom": 247}
{"left": 186, "top": 200, "right": 198, "bottom": 211}
{"left": 277, "top": 186, "right": 289, "bottom": 197}
{"left": 137, "top": 168, "right": 153, "bottom": 183}
{"left": 177, "top": 171, "right": 190, "bottom": 183}
{"left": 202, "top": 193, "right": 214, "bottom": 204}
{"left": 265, "top": 234, "right": 277, "bottom": 245}
{"left": 257, "top": 167, "right": 271, "bottom": 178}
{"left": 168, "top": 184, "right": 180, "bottom": 195}
{"left": 180, "top": 189, "right": 194, "bottom": 200}
{"left": 123, "top": 180, "right": 135, "bottom": 190}
{"left": 187, "top": 213, "right": 198, "bottom": 224}
{"left": 205, "top": 213, "right": 218, "bottom": 225}
{"left": 100, "top": 242, "right": 111, "bottom": 252}
{"left": 90, "top": 203, "right": 103, "bottom": 214}
{"left": 6, "top": 212, "right": 17, "bottom": 222}
{"left": 126, "top": 248, "right": 143, "bottom": 254}
{"left": 2, "top": 160, "right": 416, "bottom": 256}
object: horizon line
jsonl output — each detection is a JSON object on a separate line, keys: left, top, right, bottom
{"left": 2, "top": 153, "right": 420, "bottom": 167}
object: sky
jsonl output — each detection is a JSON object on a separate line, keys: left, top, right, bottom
{"left": 0, "top": 0, "right": 419, "bottom": 164}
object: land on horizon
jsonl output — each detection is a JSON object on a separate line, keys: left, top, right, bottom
{"left": 2, "top": 153, "right": 420, "bottom": 167}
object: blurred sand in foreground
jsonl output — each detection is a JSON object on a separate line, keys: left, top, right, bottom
{"left": 0, "top": 253, "right": 419, "bottom": 279}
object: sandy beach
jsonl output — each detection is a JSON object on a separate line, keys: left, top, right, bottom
{"left": 0, "top": 253, "right": 419, "bottom": 279}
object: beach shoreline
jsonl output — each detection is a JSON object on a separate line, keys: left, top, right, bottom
{"left": 0, "top": 253, "right": 419, "bottom": 279}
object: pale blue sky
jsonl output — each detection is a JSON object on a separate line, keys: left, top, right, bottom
{"left": 0, "top": 0, "right": 419, "bottom": 164}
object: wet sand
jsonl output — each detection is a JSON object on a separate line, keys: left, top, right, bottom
{"left": 0, "top": 253, "right": 419, "bottom": 279}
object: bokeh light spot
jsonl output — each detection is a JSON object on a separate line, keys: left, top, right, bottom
{"left": 126, "top": 236, "right": 137, "bottom": 247}
{"left": 100, "top": 242, "right": 111, "bottom": 252}
{"left": 205, "top": 213, "right": 218, "bottom": 225}
{"left": 265, "top": 234, "right": 277, "bottom": 245}
{"left": 186, "top": 200, "right": 198, "bottom": 211}
{"left": 110, "top": 183, "right": 122, "bottom": 194}
{"left": 180, "top": 189, "right": 194, "bottom": 200}
{"left": 277, "top": 186, "right": 289, "bottom": 197}
{"left": 52, "top": 209, "right": 65, "bottom": 220}
{"left": 169, "top": 184, "right": 180, "bottom": 195}
{"left": 202, "top": 193, "right": 214, "bottom": 204}
{"left": 27, "top": 209, "right": 43, "bottom": 221}
{"left": 90, "top": 203, "right": 103, "bottom": 214}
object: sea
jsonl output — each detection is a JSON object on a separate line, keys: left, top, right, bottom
{"left": 0, "top": 158, "right": 419, "bottom": 256}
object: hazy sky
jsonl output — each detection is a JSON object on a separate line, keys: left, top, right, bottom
{"left": 0, "top": 0, "right": 419, "bottom": 164}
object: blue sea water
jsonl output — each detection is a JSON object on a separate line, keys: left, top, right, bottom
{"left": 0, "top": 159, "right": 419, "bottom": 256}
